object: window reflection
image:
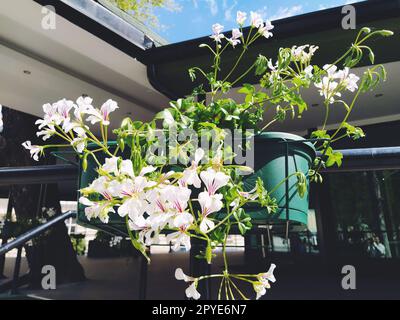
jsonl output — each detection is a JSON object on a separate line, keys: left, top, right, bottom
{"left": 328, "top": 170, "right": 400, "bottom": 259}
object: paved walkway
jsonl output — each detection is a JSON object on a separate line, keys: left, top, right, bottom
{"left": 3, "top": 251, "right": 400, "bottom": 300}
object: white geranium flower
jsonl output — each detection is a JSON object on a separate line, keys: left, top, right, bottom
{"left": 180, "top": 148, "right": 204, "bottom": 188}
{"left": 267, "top": 58, "right": 277, "bottom": 71}
{"left": 315, "top": 77, "right": 340, "bottom": 104}
{"left": 236, "top": 11, "right": 247, "bottom": 25}
{"left": 212, "top": 23, "right": 224, "bottom": 34}
{"left": 139, "top": 165, "right": 157, "bottom": 176}
{"left": 198, "top": 191, "right": 223, "bottom": 233}
{"left": 102, "top": 157, "right": 119, "bottom": 175}
{"left": 174, "top": 211, "right": 194, "bottom": 229}
{"left": 36, "top": 125, "right": 56, "bottom": 141}
{"left": 259, "top": 263, "right": 276, "bottom": 283}
{"left": 53, "top": 99, "right": 76, "bottom": 132}
{"left": 200, "top": 168, "right": 230, "bottom": 195}
{"left": 165, "top": 186, "right": 193, "bottom": 228}
{"left": 167, "top": 186, "right": 191, "bottom": 214}
{"left": 102, "top": 157, "right": 149, "bottom": 178}
{"left": 71, "top": 136, "right": 86, "bottom": 153}
{"left": 85, "top": 202, "right": 114, "bottom": 223}
{"left": 308, "top": 45, "right": 319, "bottom": 60}
{"left": 146, "top": 188, "right": 174, "bottom": 229}
{"left": 185, "top": 282, "right": 201, "bottom": 300}
{"left": 175, "top": 268, "right": 195, "bottom": 282}
{"left": 253, "top": 263, "right": 277, "bottom": 299}
{"left": 118, "top": 196, "right": 148, "bottom": 220}
{"left": 335, "top": 67, "right": 360, "bottom": 92}
{"left": 250, "top": 11, "right": 263, "bottom": 28}
{"left": 146, "top": 187, "right": 170, "bottom": 213}
{"left": 129, "top": 216, "right": 158, "bottom": 246}
{"left": 253, "top": 282, "right": 267, "bottom": 300}
{"left": 22, "top": 141, "right": 43, "bottom": 161}
{"left": 35, "top": 102, "right": 60, "bottom": 130}
{"left": 56, "top": 99, "right": 74, "bottom": 120}
{"left": 128, "top": 215, "right": 148, "bottom": 231}
{"left": 291, "top": 45, "right": 318, "bottom": 63}
{"left": 230, "top": 187, "right": 259, "bottom": 210}
{"left": 79, "top": 197, "right": 114, "bottom": 223}
{"left": 120, "top": 159, "right": 134, "bottom": 177}
{"left": 73, "top": 126, "right": 87, "bottom": 138}
{"left": 304, "top": 65, "right": 314, "bottom": 79}
{"left": 75, "top": 96, "right": 94, "bottom": 121}
{"left": 228, "top": 28, "right": 242, "bottom": 47}
{"left": 86, "top": 176, "right": 113, "bottom": 199}
{"left": 258, "top": 20, "right": 274, "bottom": 38}
{"left": 162, "top": 109, "right": 175, "bottom": 127}
{"left": 166, "top": 228, "right": 191, "bottom": 251}
{"left": 79, "top": 196, "right": 93, "bottom": 206}
{"left": 86, "top": 99, "right": 118, "bottom": 126}
{"left": 118, "top": 177, "right": 152, "bottom": 220}
{"left": 210, "top": 23, "right": 225, "bottom": 42}
{"left": 344, "top": 73, "right": 360, "bottom": 92}
{"left": 323, "top": 64, "right": 338, "bottom": 79}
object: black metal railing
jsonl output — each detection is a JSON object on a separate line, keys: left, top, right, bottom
{"left": 318, "top": 146, "right": 400, "bottom": 172}
{"left": 0, "top": 210, "right": 76, "bottom": 294}
{"left": 0, "top": 164, "right": 78, "bottom": 295}
{"left": 0, "top": 164, "right": 77, "bottom": 186}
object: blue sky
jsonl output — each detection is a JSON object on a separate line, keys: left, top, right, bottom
{"left": 153, "top": 0, "right": 361, "bottom": 43}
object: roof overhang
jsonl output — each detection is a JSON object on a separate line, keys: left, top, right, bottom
{"left": 0, "top": 0, "right": 170, "bottom": 129}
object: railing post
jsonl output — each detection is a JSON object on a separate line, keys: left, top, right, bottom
{"left": 1, "top": 192, "right": 13, "bottom": 279}
{"left": 0, "top": 239, "right": 8, "bottom": 279}
{"left": 11, "top": 246, "right": 23, "bottom": 295}
{"left": 138, "top": 253, "right": 148, "bottom": 300}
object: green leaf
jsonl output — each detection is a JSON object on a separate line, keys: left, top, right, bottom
{"left": 238, "top": 83, "right": 255, "bottom": 95}
{"left": 325, "top": 147, "right": 343, "bottom": 167}
{"left": 311, "top": 129, "right": 330, "bottom": 140}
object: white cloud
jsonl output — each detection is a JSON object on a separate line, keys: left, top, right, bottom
{"left": 224, "top": 0, "right": 238, "bottom": 21}
{"left": 269, "top": 5, "right": 303, "bottom": 21}
{"left": 319, "top": 1, "right": 358, "bottom": 11}
{"left": 205, "top": 0, "right": 218, "bottom": 16}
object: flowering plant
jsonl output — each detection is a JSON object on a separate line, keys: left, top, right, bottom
{"left": 22, "top": 11, "right": 392, "bottom": 300}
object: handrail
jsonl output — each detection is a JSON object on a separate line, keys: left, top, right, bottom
{"left": 0, "top": 211, "right": 76, "bottom": 256}
{"left": 0, "top": 164, "right": 77, "bottom": 186}
{"left": 317, "top": 146, "right": 400, "bottom": 159}
{"left": 317, "top": 146, "right": 400, "bottom": 172}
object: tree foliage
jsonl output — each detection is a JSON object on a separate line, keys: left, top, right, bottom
{"left": 107, "top": 0, "right": 180, "bottom": 28}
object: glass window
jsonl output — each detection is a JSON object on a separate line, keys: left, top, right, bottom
{"left": 328, "top": 170, "right": 400, "bottom": 259}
